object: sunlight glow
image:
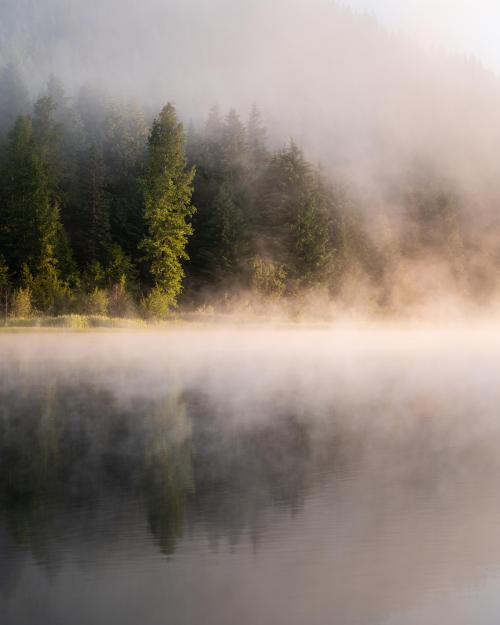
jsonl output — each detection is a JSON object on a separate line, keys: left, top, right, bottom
{"left": 344, "top": 0, "right": 500, "bottom": 72}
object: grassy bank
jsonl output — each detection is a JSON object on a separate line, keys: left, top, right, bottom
{"left": 0, "top": 310, "right": 314, "bottom": 330}
{"left": 0, "top": 315, "right": 150, "bottom": 330}
{"left": 0, "top": 311, "right": 284, "bottom": 330}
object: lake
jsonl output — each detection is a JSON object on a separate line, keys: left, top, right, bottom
{"left": 2, "top": 327, "right": 500, "bottom": 625}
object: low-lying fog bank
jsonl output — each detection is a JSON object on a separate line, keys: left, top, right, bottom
{"left": 3, "top": 324, "right": 500, "bottom": 432}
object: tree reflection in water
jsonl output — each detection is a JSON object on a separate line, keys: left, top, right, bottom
{"left": 0, "top": 371, "right": 346, "bottom": 568}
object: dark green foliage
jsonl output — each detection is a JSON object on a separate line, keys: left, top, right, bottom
{"left": 74, "top": 145, "right": 111, "bottom": 267}
{"left": 188, "top": 108, "right": 253, "bottom": 291}
{"left": 105, "top": 244, "right": 138, "bottom": 291}
{"left": 31, "top": 91, "right": 79, "bottom": 285}
{"left": 210, "top": 181, "right": 247, "bottom": 275}
{"left": 140, "top": 103, "right": 196, "bottom": 308}
{"left": 0, "top": 110, "right": 73, "bottom": 314}
{"left": 101, "top": 104, "right": 148, "bottom": 266}
{"left": 0, "top": 256, "right": 10, "bottom": 317}
{"left": 0, "top": 72, "right": 474, "bottom": 316}
{"left": 221, "top": 109, "right": 247, "bottom": 173}
{"left": 32, "top": 96, "right": 62, "bottom": 184}
{"left": 0, "top": 116, "right": 60, "bottom": 276}
{"left": 256, "top": 141, "right": 334, "bottom": 291}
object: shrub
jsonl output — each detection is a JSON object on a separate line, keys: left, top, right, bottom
{"left": 86, "top": 288, "right": 109, "bottom": 315}
{"left": 250, "top": 256, "right": 287, "bottom": 299}
{"left": 108, "top": 275, "right": 135, "bottom": 317}
{"left": 31, "top": 264, "right": 73, "bottom": 315}
{"left": 10, "top": 287, "right": 32, "bottom": 318}
{"left": 140, "top": 286, "right": 173, "bottom": 320}
{"left": 0, "top": 257, "right": 10, "bottom": 318}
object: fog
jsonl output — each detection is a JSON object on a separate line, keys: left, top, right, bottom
{"left": 4, "top": 325, "right": 500, "bottom": 429}
{"left": 3, "top": 0, "right": 500, "bottom": 315}
{"left": 3, "top": 0, "right": 500, "bottom": 201}
{"left": 3, "top": 327, "right": 500, "bottom": 624}
{"left": 3, "top": 3, "right": 500, "bottom": 621}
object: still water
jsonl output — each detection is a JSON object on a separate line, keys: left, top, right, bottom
{"left": 2, "top": 327, "right": 500, "bottom": 625}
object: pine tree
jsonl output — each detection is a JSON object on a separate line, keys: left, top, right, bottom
{"left": 45, "top": 75, "right": 67, "bottom": 112}
{"left": 102, "top": 103, "right": 148, "bottom": 264}
{"left": 199, "top": 181, "right": 246, "bottom": 282}
{"left": 32, "top": 93, "right": 77, "bottom": 284}
{"left": 0, "top": 115, "right": 67, "bottom": 311}
{"left": 188, "top": 108, "right": 252, "bottom": 290}
{"left": 257, "top": 141, "right": 333, "bottom": 289}
{"left": 32, "top": 96, "right": 63, "bottom": 187}
{"left": 246, "top": 104, "right": 268, "bottom": 171}
{"left": 221, "top": 109, "right": 246, "bottom": 173}
{"left": 0, "top": 115, "right": 50, "bottom": 276}
{"left": 0, "top": 256, "right": 10, "bottom": 317}
{"left": 75, "top": 145, "right": 111, "bottom": 267}
{"left": 202, "top": 106, "right": 224, "bottom": 170}
{"left": 140, "top": 103, "right": 195, "bottom": 308}
{"left": 291, "top": 191, "right": 332, "bottom": 286}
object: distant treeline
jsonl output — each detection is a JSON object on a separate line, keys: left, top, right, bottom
{"left": 0, "top": 67, "right": 482, "bottom": 318}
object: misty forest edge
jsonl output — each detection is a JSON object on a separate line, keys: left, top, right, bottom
{"left": 0, "top": 70, "right": 482, "bottom": 322}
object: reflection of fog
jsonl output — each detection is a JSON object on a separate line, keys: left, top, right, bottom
{"left": 0, "top": 356, "right": 344, "bottom": 582}
{"left": 2, "top": 328, "right": 500, "bottom": 625}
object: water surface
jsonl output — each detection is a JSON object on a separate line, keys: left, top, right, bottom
{"left": 2, "top": 328, "right": 500, "bottom": 625}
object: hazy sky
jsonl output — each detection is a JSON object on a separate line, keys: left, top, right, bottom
{"left": 344, "top": 0, "right": 500, "bottom": 72}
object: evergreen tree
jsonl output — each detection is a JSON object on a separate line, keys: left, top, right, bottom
{"left": 221, "top": 109, "right": 246, "bottom": 173}
{"left": 38, "top": 77, "right": 86, "bottom": 252}
{"left": 188, "top": 108, "right": 253, "bottom": 292}
{"left": 199, "top": 181, "right": 246, "bottom": 282}
{"left": 32, "top": 96, "right": 64, "bottom": 211}
{"left": 0, "top": 115, "right": 67, "bottom": 311}
{"left": 257, "top": 141, "right": 333, "bottom": 289}
{"left": 32, "top": 93, "right": 77, "bottom": 284}
{"left": 102, "top": 103, "right": 147, "bottom": 263}
{"left": 246, "top": 104, "right": 268, "bottom": 171}
{"left": 33, "top": 97, "right": 61, "bottom": 168}
{"left": 0, "top": 88, "right": 421, "bottom": 315}
{"left": 140, "top": 103, "right": 195, "bottom": 308}
{"left": 75, "top": 145, "right": 111, "bottom": 267}
{"left": 44, "top": 75, "right": 67, "bottom": 112}
{"left": 0, "top": 256, "right": 10, "bottom": 317}
{"left": 0, "top": 115, "right": 49, "bottom": 276}
{"left": 202, "top": 106, "right": 224, "bottom": 169}
{"left": 291, "top": 191, "right": 332, "bottom": 286}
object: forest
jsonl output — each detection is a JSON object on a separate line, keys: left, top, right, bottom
{"left": 0, "top": 66, "right": 488, "bottom": 320}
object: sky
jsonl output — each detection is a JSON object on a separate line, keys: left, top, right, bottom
{"left": 343, "top": 0, "right": 500, "bottom": 73}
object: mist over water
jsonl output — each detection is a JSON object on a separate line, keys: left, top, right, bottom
{"left": 4, "top": 3, "right": 500, "bottom": 620}
{"left": 3, "top": 328, "right": 500, "bottom": 625}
